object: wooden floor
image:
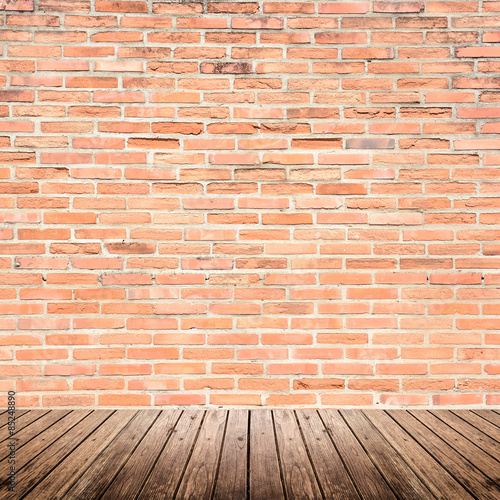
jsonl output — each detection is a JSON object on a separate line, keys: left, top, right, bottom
{"left": 1, "top": 409, "right": 499, "bottom": 499}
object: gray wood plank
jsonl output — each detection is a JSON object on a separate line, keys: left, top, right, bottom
{"left": 137, "top": 410, "right": 204, "bottom": 500}
{"left": 101, "top": 409, "right": 182, "bottom": 500}
{"left": 273, "top": 409, "right": 323, "bottom": 500}
{"left": 320, "top": 409, "right": 397, "bottom": 500}
{"left": 389, "top": 410, "right": 500, "bottom": 500}
{"left": 0, "top": 410, "right": 112, "bottom": 499}
{"left": 451, "top": 410, "right": 500, "bottom": 444}
{"left": 213, "top": 409, "right": 248, "bottom": 500}
{"left": 175, "top": 410, "right": 227, "bottom": 500}
{"left": 22, "top": 410, "right": 137, "bottom": 500}
{"left": 365, "top": 410, "right": 474, "bottom": 500}
{"left": 341, "top": 409, "right": 433, "bottom": 500}
{"left": 297, "top": 410, "right": 359, "bottom": 500}
{"left": 64, "top": 410, "right": 160, "bottom": 500}
{"left": 473, "top": 410, "right": 500, "bottom": 430}
{"left": 249, "top": 409, "right": 285, "bottom": 500}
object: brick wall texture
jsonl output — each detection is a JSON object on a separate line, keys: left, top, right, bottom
{"left": 1, "top": 0, "right": 499, "bottom": 409}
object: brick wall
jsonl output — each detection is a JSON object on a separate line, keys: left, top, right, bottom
{"left": 1, "top": 0, "right": 499, "bottom": 408}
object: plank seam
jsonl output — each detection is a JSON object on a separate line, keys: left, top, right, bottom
{"left": 271, "top": 410, "right": 288, "bottom": 500}
{"left": 293, "top": 410, "right": 326, "bottom": 500}
{"left": 10, "top": 410, "right": 116, "bottom": 498}
{"left": 338, "top": 410, "right": 401, "bottom": 500}
{"left": 171, "top": 410, "right": 207, "bottom": 500}
{"left": 95, "top": 410, "right": 165, "bottom": 500}
{"left": 133, "top": 409, "right": 186, "bottom": 500}
{"left": 210, "top": 410, "right": 229, "bottom": 500}
{"left": 386, "top": 410, "right": 484, "bottom": 500}
{"left": 317, "top": 410, "right": 363, "bottom": 500}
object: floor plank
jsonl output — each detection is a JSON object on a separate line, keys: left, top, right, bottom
{"left": 320, "top": 409, "right": 397, "bottom": 500}
{"left": 296, "top": 410, "right": 359, "bottom": 500}
{"left": 0, "top": 410, "right": 89, "bottom": 487}
{"left": 425, "top": 410, "right": 500, "bottom": 470}
{"left": 64, "top": 410, "right": 160, "bottom": 500}
{"left": 0, "top": 409, "right": 30, "bottom": 430}
{"left": 388, "top": 410, "right": 500, "bottom": 500}
{"left": 213, "top": 409, "right": 248, "bottom": 500}
{"left": 3, "top": 409, "right": 499, "bottom": 499}
{"left": 137, "top": 410, "right": 204, "bottom": 500}
{"left": 273, "top": 409, "right": 323, "bottom": 500}
{"left": 451, "top": 410, "right": 500, "bottom": 444}
{"left": 365, "top": 410, "right": 474, "bottom": 500}
{"left": 472, "top": 410, "right": 500, "bottom": 429}
{"left": 341, "top": 409, "right": 432, "bottom": 500}
{"left": 0, "top": 410, "right": 49, "bottom": 443}
{"left": 0, "top": 410, "right": 111, "bottom": 499}
{"left": 23, "top": 410, "right": 137, "bottom": 500}
{"left": 0, "top": 410, "right": 67, "bottom": 456}
{"left": 249, "top": 409, "right": 285, "bottom": 500}
{"left": 175, "top": 410, "right": 227, "bottom": 500}
{"left": 101, "top": 409, "right": 182, "bottom": 500}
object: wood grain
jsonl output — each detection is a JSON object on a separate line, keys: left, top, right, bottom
{"left": 249, "top": 409, "right": 285, "bottom": 500}
{"left": 320, "top": 409, "right": 397, "bottom": 500}
{"left": 213, "top": 409, "right": 248, "bottom": 500}
{"left": 101, "top": 409, "right": 182, "bottom": 500}
{"left": 3, "top": 409, "right": 500, "bottom": 500}
{"left": 274, "top": 409, "right": 323, "bottom": 500}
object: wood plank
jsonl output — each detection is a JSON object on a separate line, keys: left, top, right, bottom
{"left": 0, "top": 409, "right": 29, "bottom": 430}
{"left": 0, "top": 410, "right": 111, "bottom": 498}
{"left": 341, "top": 409, "right": 433, "bottom": 500}
{"left": 64, "top": 410, "right": 160, "bottom": 500}
{"left": 249, "top": 409, "right": 285, "bottom": 500}
{"left": 213, "top": 409, "right": 248, "bottom": 500}
{"left": 273, "top": 409, "right": 323, "bottom": 500}
{"left": 0, "top": 410, "right": 71, "bottom": 461}
{"left": 0, "top": 410, "right": 50, "bottom": 443}
{"left": 388, "top": 410, "right": 500, "bottom": 500}
{"left": 296, "top": 410, "right": 359, "bottom": 500}
{"left": 3, "top": 408, "right": 500, "bottom": 499}
{"left": 430, "top": 410, "right": 500, "bottom": 461}
{"left": 23, "top": 410, "right": 137, "bottom": 500}
{"left": 410, "top": 410, "right": 500, "bottom": 485}
{"left": 472, "top": 410, "right": 500, "bottom": 429}
{"left": 0, "top": 410, "right": 87, "bottom": 483}
{"left": 175, "top": 410, "right": 227, "bottom": 500}
{"left": 451, "top": 410, "right": 500, "bottom": 444}
{"left": 320, "top": 410, "right": 397, "bottom": 500}
{"left": 365, "top": 410, "right": 474, "bottom": 500}
{"left": 101, "top": 409, "right": 182, "bottom": 500}
{"left": 137, "top": 410, "right": 204, "bottom": 500}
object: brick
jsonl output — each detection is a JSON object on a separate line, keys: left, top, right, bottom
{"left": 156, "top": 394, "right": 205, "bottom": 405}
{"left": 232, "top": 17, "right": 283, "bottom": 29}
{"left": 456, "top": 47, "right": 500, "bottom": 58}
{"left": 374, "top": 2, "right": 424, "bottom": 12}
{"left": 0, "top": 0, "right": 34, "bottom": 10}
